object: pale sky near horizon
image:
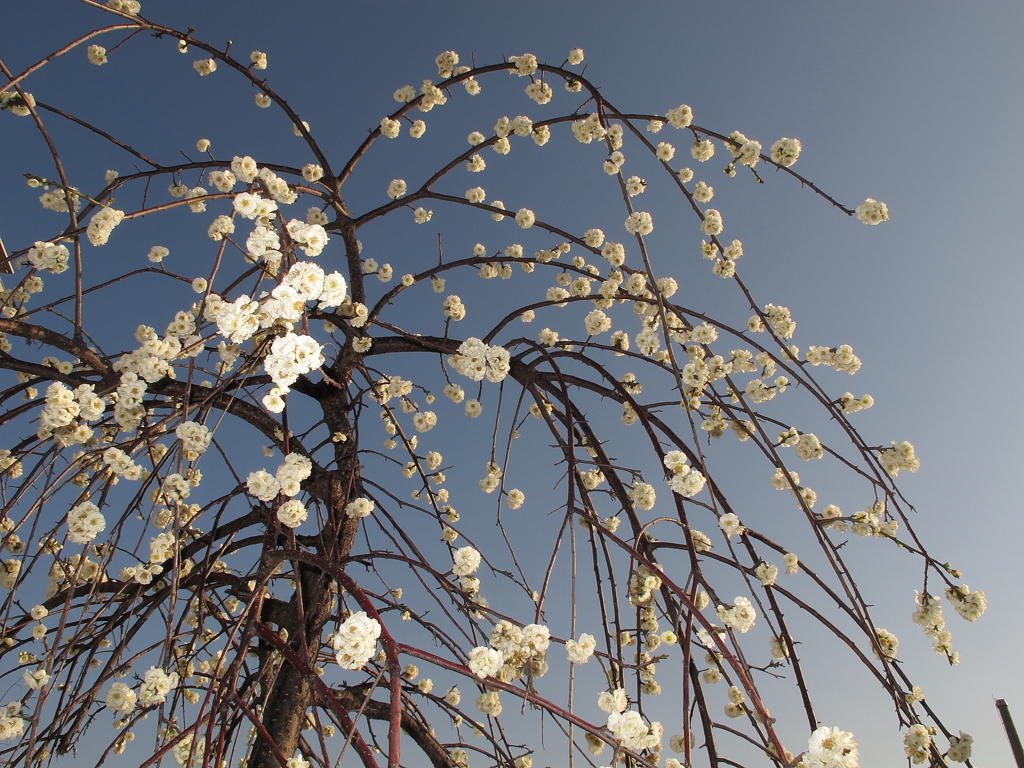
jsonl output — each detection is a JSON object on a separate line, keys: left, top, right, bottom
{"left": 2, "top": 1, "right": 1022, "bottom": 765}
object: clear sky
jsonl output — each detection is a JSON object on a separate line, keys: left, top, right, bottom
{"left": 2, "top": 1, "right": 1022, "bottom": 766}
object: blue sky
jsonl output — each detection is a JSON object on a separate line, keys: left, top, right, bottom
{"left": 2, "top": 1, "right": 1023, "bottom": 765}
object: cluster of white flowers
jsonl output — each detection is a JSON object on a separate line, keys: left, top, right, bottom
{"left": 817, "top": 504, "right": 846, "bottom": 532}
{"left": 34, "top": 181, "right": 79, "bottom": 211}
{"left": 371, "top": 374, "right": 413, "bottom": 405}
{"left": 106, "top": 0, "right": 141, "bottom": 15}
{"left": 417, "top": 79, "right": 448, "bottom": 111}
{"left": 572, "top": 113, "right": 608, "bottom": 144}
{"left": 466, "top": 646, "right": 502, "bottom": 679}
{"left": 839, "top": 391, "right": 874, "bottom": 414}
{"left": 843, "top": 500, "right": 897, "bottom": 538}
{"left": 717, "top": 596, "right": 756, "bottom": 633}
{"left": 781, "top": 553, "right": 799, "bottom": 576}
{"left": 627, "top": 564, "right": 662, "bottom": 607}
{"left": 855, "top": 198, "right": 889, "bottom": 225}
{"left": 148, "top": 531, "right": 176, "bottom": 563}
{"left": 287, "top": 219, "right": 329, "bottom": 257}
{"left": 745, "top": 376, "right": 786, "bottom": 407}
{"left": 946, "top": 731, "right": 973, "bottom": 763}
{"left": 770, "top": 137, "right": 802, "bottom": 167}
{"left": 435, "top": 50, "right": 459, "bottom": 77}
{"left": 345, "top": 497, "right": 374, "bottom": 519}
{"left": 119, "top": 561, "right": 164, "bottom": 585}
{"left": 66, "top": 501, "right": 105, "bottom": 544}
{"left": 624, "top": 211, "right": 654, "bottom": 236}
{"left": 452, "top": 546, "right": 481, "bottom": 577}
{"left": 184, "top": 186, "right": 209, "bottom": 213}
{"left": 720, "top": 685, "right": 746, "bottom": 719}
{"left": 599, "top": 243, "right": 625, "bottom": 269}
{"left": 331, "top": 611, "right": 382, "bottom": 669}
{"left": 443, "top": 295, "right": 466, "bottom": 321}
{"left": 874, "top": 628, "right": 899, "bottom": 661}
{"left": 27, "top": 241, "right": 70, "bottom": 273}
{"left": 175, "top": 421, "right": 211, "bottom": 461}
{"left": 387, "top": 179, "right": 407, "bottom": 200}
{"left": 206, "top": 214, "right": 234, "bottom": 241}
{"left": 525, "top": 80, "right": 552, "bottom": 104}
{"left": 246, "top": 453, "right": 313, "bottom": 502}
{"left": 473, "top": 690, "right": 501, "bottom": 718}
{"left": 138, "top": 666, "right": 179, "bottom": 707}
{"left": 86, "top": 44, "right": 108, "bottom": 65}
{"left": 159, "top": 473, "right": 193, "bottom": 505}
{"left": 755, "top": 562, "right": 779, "bottom": 586}
{"left": 688, "top": 530, "right": 712, "bottom": 553}
{"left": 582, "top": 308, "right": 611, "bottom": 336}
{"left": 693, "top": 181, "right": 714, "bottom": 205}
{"left": 412, "top": 410, "right": 437, "bottom": 432}
{"left": 806, "top": 344, "right": 861, "bottom": 374}
{"left": 231, "top": 191, "right": 275, "bottom": 221}
{"left": 193, "top": 58, "right": 216, "bottom": 76}
{"left": 1, "top": 88, "right": 35, "bottom": 118}
{"left": 209, "top": 262, "right": 344, "bottom": 358}
{"left": 276, "top": 499, "right": 307, "bottom": 528}
{"left": 508, "top": 53, "right": 538, "bottom": 76}
{"left": 603, "top": 149, "right": 625, "bottom": 175}
{"left": 19, "top": 665, "right": 46, "bottom": 691}
{"left": 607, "top": 709, "right": 663, "bottom": 753}
{"left": 172, "top": 733, "right": 204, "bottom": 767}
{"left": 798, "top": 726, "right": 859, "bottom": 768}
{"left": 465, "top": 620, "right": 551, "bottom": 684}
{"left": 37, "top": 381, "right": 105, "bottom": 445}
{"left": 381, "top": 115, "right": 405, "bottom": 139}
{"left": 33, "top": 181, "right": 76, "bottom": 214}
{"left": 665, "top": 104, "right": 693, "bottom": 128}
{"left": 103, "top": 684, "right": 137, "bottom": 716}
{"left": 911, "top": 591, "right": 957, "bottom": 661}
{"left": 753, "top": 303, "right": 794, "bottom": 339}
{"left": 263, "top": 333, "right": 325, "bottom": 395}
{"left": 448, "top": 337, "right": 510, "bottom": 383}
{"left": 0, "top": 450, "right": 22, "bottom": 479}
{"left": 661, "top": 450, "right": 707, "bottom": 497}
{"left": 878, "top": 440, "right": 920, "bottom": 477}
{"left": 585, "top": 228, "right": 606, "bottom": 249}
{"left": 726, "top": 130, "right": 762, "bottom": 168}
{"left": 0, "top": 559, "right": 20, "bottom": 590}
{"left": 700, "top": 208, "right": 723, "bottom": 236}
{"left": 565, "top": 633, "right": 596, "bottom": 664}
{"left": 249, "top": 167, "right": 292, "bottom": 206}
{"left": 769, "top": 466, "right": 817, "bottom": 508}
{"left": 511, "top": 207, "right": 534, "bottom": 229}
{"left": 597, "top": 687, "right": 628, "bottom": 715}
{"left": 771, "top": 467, "right": 800, "bottom": 492}
{"left": 902, "top": 723, "right": 932, "bottom": 764}
{"left": 688, "top": 139, "right": 714, "bottom": 164}
{"left": 794, "top": 433, "right": 823, "bottom": 460}
{"left": 944, "top": 585, "right": 986, "bottom": 622}
{"left": 112, "top": 325, "right": 191, "bottom": 420}
{"left": 627, "top": 482, "right": 656, "bottom": 511}
{"left": 86, "top": 207, "right": 125, "bottom": 246}
{"left": 0, "top": 703, "right": 25, "bottom": 742}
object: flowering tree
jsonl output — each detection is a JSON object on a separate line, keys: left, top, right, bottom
{"left": 0, "top": 3, "right": 985, "bottom": 768}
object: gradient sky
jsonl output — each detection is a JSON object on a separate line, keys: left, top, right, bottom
{"left": 2, "top": 1, "right": 1022, "bottom": 765}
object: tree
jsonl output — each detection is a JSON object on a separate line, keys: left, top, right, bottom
{"left": 0, "top": 3, "right": 986, "bottom": 767}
